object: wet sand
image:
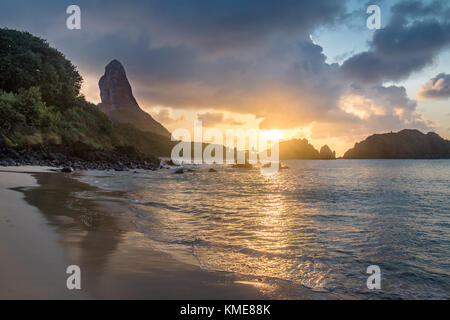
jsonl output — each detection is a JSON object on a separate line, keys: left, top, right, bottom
{"left": 0, "top": 167, "right": 338, "bottom": 299}
{"left": 0, "top": 167, "right": 85, "bottom": 299}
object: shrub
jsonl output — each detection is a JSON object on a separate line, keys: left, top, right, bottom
{"left": 0, "top": 90, "right": 25, "bottom": 133}
{"left": 0, "top": 28, "right": 82, "bottom": 108}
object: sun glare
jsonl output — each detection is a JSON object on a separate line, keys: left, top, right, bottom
{"left": 263, "top": 130, "right": 283, "bottom": 142}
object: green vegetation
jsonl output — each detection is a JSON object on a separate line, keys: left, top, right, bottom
{"left": 0, "top": 29, "right": 81, "bottom": 108}
{"left": 0, "top": 86, "right": 117, "bottom": 147}
{"left": 0, "top": 28, "right": 172, "bottom": 156}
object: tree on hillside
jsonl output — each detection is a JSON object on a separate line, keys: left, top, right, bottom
{"left": 0, "top": 28, "right": 82, "bottom": 108}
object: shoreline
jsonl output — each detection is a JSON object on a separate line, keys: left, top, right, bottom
{"left": 0, "top": 167, "right": 86, "bottom": 299}
{"left": 0, "top": 142, "right": 160, "bottom": 171}
{"left": 0, "top": 167, "right": 339, "bottom": 299}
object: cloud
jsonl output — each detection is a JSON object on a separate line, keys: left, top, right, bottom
{"left": 0, "top": 0, "right": 443, "bottom": 144}
{"left": 417, "top": 73, "right": 450, "bottom": 100}
{"left": 333, "top": 50, "right": 355, "bottom": 63}
{"left": 390, "top": 0, "right": 450, "bottom": 20}
{"left": 310, "top": 84, "right": 429, "bottom": 139}
{"left": 148, "top": 107, "right": 185, "bottom": 125}
{"left": 105, "top": 0, "right": 347, "bottom": 53}
{"left": 341, "top": 1, "right": 450, "bottom": 84}
{"left": 197, "top": 112, "right": 244, "bottom": 127}
{"left": 0, "top": 0, "right": 346, "bottom": 54}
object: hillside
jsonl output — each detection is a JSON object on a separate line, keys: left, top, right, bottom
{"left": 0, "top": 28, "right": 173, "bottom": 157}
{"left": 343, "top": 129, "right": 450, "bottom": 159}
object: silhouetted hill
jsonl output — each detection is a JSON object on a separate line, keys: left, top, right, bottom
{"left": 343, "top": 129, "right": 450, "bottom": 159}
{"left": 278, "top": 139, "right": 336, "bottom": 160}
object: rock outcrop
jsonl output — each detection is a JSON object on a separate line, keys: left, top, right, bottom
{"left": 319, "top": 145, "right": 336, "bottom": 159}
{"left": 98, "top": 60, "right": 170, "bottom": 137}
{"left": 343, "top": 129, "right": 450, "bottom": 159}
{"left": 278, "top": 139, "right": 336, "bottom": 160}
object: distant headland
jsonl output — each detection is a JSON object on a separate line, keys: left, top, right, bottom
{"left": 343, "top": 129, "right": 450, "bottom": 159}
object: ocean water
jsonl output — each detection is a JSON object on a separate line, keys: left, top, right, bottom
{"left": 79, "top": 160, "right": 450, "bottom": 299}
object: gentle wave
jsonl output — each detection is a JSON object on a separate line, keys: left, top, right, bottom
{"left": 79, "top": 160, "right": 450, "bottom": 299}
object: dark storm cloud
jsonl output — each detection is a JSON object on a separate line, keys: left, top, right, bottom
{"left": 390, "top": 0, "right": 450, "bottom": 20}
{"left": 341, "top": 0, "right": 450, "bottom": 84}
{"left": 135, "top": 0, "right": 347, "bottom": 51}
{"left": 0, "top": 0, "right": 440, "bottom": 137}
{"left": 0, "top": 0, "right": 346, "bottom": 51}
{"left": 0, "top": 0, "right": 348, "bottom": 102}
{"left": 417, "top": 73, "right": 450, "bottom": 100}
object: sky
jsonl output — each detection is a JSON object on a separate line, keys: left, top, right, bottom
{"left": 1, "top": 0, "right": 450, "bottom": 156}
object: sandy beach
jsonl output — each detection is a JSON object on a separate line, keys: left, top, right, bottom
{"left": 0, "top": 167, "right": 85, "bottom": 299}
{"left": 0, "top": 167, "right": 336, "bottom": 299}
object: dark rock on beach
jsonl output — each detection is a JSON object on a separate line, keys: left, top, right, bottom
{"left": 0, "top": 142, "right": 160, "bottom": 171}
{"left": 163, "top": 159, "right": 179, "bottom": 166}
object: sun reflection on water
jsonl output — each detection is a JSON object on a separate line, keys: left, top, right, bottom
{"left": 78, "top": 159, "right": 450, "bottom": 299}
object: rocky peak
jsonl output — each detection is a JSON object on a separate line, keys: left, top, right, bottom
{"left": 319, "top": 145, "right": 336, "bottom": 159}
{"left": 98, "top": 60, "right": 170, "bottom": 137}
{"left": 99, "top": 60, "right": 138, "bottom": 112}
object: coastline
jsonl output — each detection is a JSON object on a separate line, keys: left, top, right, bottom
{"left": 0, "top": 167, "right": 86, "bottom": 299}
{"left": 0, "top": 167, "right": 339, "bottom": 299}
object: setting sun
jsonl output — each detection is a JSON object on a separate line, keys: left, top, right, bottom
{"left": 263, "top": 130, "right": 283, "bottom": 142}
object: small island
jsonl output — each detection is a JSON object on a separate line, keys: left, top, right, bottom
{"left": 343, "top": 129, "right": 450, "bottom": 159}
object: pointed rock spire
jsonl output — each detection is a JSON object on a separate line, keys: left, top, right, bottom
{"left": 98, "top": 60, "right": 170, "bottom": 137}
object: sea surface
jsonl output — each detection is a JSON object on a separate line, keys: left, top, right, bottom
{"left": 79, "top": 160, "right": 450, "bottom": 299}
